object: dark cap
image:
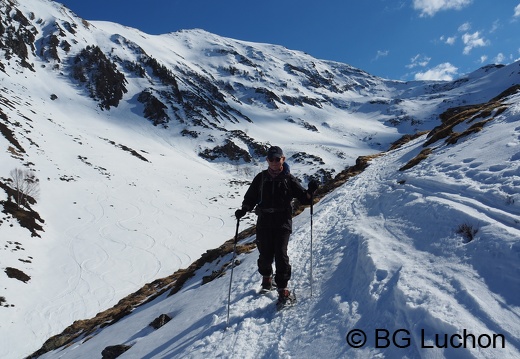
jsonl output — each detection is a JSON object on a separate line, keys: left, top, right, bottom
{"left": 267, "top": 146, "right": 284, "bottom": 159}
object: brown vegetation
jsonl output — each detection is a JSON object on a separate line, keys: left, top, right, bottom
{"left": 0, "top": 180, "right": 44, "bottom": 237}
{"left": 424, "top": 85, "right": 516, "bottom": 148}
{"left": 399, "top": 148, "right": 433, "bottom": 172}
{"left": 4, "top": 267, "right": 31, "bottom": 283}
{"left": 398, "top": 84, "right": 519, "bottom": 171}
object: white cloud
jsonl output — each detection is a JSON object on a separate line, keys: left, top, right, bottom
{"left": 406, "top": 54, "right": 431, "bottom": 69}
{"left": 461, "top": 31, "right": 489, "bottom": 54}
{"left": 480, "top": 55, "right": 488, "bottom": 63}
{"left": 493, "top": 53, "right": 505, "bottom": 64}
{"left": 514, "top": 4, "right": 520, "bottom": 18}
{"left": 413, "top": 0, "right": 472, "bottom": 17}
{"left": 441, "top": 35, "right": 457, "bottom": 45}
{"left": 490, "top": 20, "right": 500, "bottom": 33}
{"left": 458, "top": 22, "right": 471, "bottom": 32}
{"left": 414, "top": 62, "right": 458, "bottom": 81}
{"left": 373, "top": 50, "right": 389, "bottom": 61}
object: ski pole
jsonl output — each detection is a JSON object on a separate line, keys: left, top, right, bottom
{"left": 310, "top": 194, "right": 314, "bottom": 297}
{"left": 226, "top": 218, "right": 240, "bottom": 327}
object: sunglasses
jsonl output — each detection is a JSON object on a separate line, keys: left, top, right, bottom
{"left": 267, "top": 157, "right": 282, "bottom": 162}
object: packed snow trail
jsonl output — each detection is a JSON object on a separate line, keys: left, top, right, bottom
{"left": 193, "top": 124, "right": 515, "bottom": 358}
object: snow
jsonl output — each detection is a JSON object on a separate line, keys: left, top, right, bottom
{"left": 35, "top": 101, "right": 520, "bottom": 358}
{"left": 0, "top": 1, "right": 519, "bottom": 358}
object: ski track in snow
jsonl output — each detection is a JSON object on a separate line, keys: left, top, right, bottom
{"left": 13, "top": 153, "right": 232, "bottom": 358}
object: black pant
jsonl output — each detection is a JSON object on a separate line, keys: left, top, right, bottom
{"left": 256, "top": 227, "right": 291, "bottom": 289}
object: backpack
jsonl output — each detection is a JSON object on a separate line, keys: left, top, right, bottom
{"left": 255, "top": 161, "right": 294, "bottom": 215}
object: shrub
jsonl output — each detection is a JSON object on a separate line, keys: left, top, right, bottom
{"left": 456, "top": 223, "right": 478, "bottom": 243}
{"left": 9, "top": 168, "right": 39, "bottom": 208}
{"left": 5, "top": 267, "right": 31, "bottom": 283}
{"left": 71, "top": 46, "right": 128, "bottom": 110}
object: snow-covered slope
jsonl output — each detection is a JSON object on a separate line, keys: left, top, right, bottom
{"left": 36, "top": 90, "right": 520, "bottom": 359}
{"left": 0, "top": 1, "right": 519, "bottom": 358}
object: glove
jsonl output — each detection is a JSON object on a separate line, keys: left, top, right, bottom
{"left": 307, "top": 180, "right": 319, "bottom": 194}
{"left": 235, "top": 208, "right": 247, "bottom": 219}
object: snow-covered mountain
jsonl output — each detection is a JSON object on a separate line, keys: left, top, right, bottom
{"left": 0, "top": 1, "right": 519, "bottom": 358}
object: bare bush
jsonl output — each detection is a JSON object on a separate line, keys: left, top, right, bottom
{"left": 9, "top": 168, "right": 40, "bottom": 208}
{"left": 456, "top": 223, "right": 478, "bottom": 243}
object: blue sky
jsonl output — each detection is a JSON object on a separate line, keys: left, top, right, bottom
{"left": 57, "top": 0, "right": 520, "bottom": 81}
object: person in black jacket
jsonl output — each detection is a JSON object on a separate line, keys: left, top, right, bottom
{"left": 235, "top": 146, "right": 318, "bottom": 306}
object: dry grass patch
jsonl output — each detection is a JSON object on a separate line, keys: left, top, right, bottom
{"left": 388, "top": 131, "right": 429, "bottom": 151}
{"left": 399, "top": 148, "right": 433, "bottom": 171}
{"left": 445, "top": 118, "right": 494, "bottom": 145}
{"left": 425, "top": 84, "right": 518, "bottom": 148}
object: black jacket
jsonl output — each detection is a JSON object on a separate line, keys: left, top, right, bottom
{"left": 242, "top": 170, "right": 311, "bottom": 232}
